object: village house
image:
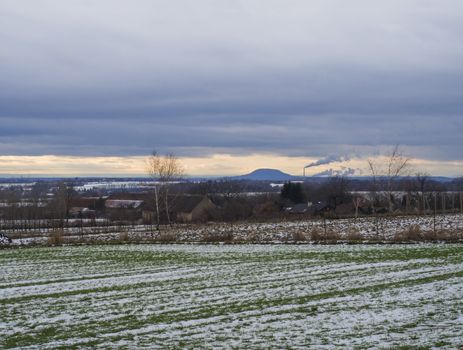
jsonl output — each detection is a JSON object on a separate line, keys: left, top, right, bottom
{"left": 142, "top": 195, "right": 216, "bottom": 223}
{"left": 105, "top": 199, "right": 145, "bottom": 222}
{"left": 174, "top": 195, "right": 216, "bottom": 222}
{"left": 68, "top": 206, "right": 95, "bottom": 219}
{"left": 284, "top": 201, "right": 333, "bottom": 216}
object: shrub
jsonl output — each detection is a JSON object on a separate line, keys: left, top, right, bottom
{"left": 345, "top": 229, "right": 364, "bottom": 242}
{"left": 155, "top": 232, "right": 177, "bottom": 242}
{"left": 47, "top": 229, "right": 64, "bottom": 245}
{"left": 309, "top": 228, "right": 340, "bottom": 242}
{"left": 393, "top": 224, "right": 423, "bottom": 241}
{"left": 309, "top": 228, "right": 322, "bottom": 241}
{"left": 119, "top": 230, "right": 130, "bottom": 242}
{"left": 323, "top": 230, "right": 341, "bottom": 241}
{"left": 203, "top": 231, "right": 234, "bottom": 243}
{"left": 392, "top": 227, "right": 463, "bottom": 242}
{"left": 245, "top": 232, "right": 260, "bottom": 242}
{"left": 431, "top": 230, "right": 462, "bottom": 242}
{"left": 292, "top": 231, "right": 307, "bottom": 242}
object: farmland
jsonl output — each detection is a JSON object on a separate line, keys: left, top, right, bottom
{"left": 3, "top": 213, "right": 463, "bottom": 246}
{"left": 1, "top": 244, "right": 463, "bottom": 349}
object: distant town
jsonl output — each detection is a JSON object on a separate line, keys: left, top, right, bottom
{"left": 1, "top": 166, "right": 462, "bottom": 247}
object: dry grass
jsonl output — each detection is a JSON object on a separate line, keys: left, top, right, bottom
{"left": 344, "top": 229, "right": 364, "bottom": 242}
{"left": 425, "top": 230, "right": 463, "bottom": 242}
{"left": 154, "top": 232, "right": 177, "bottom": 242}
{"left": 292, "top": 231, "right": 307, "bottom": 242}
{"left": 202, "top": 231, "right": 234, "bottom": 243}
{"left": 47, "top": 229, "right": 65, "bottom": 245}
{"left": 393, "top": 224, "right": 423, "bottom": 242}
{"left": 118, "top": 231, "right": 130, "bottom": 242}
{"left": 393, "top": 225, "right": 463, "bottom": 242}
{"left": 309, "top": 228, "right": 341, "bottom": 242}
{"left": 245, "top": 232, "right": 260, "bottom": 243}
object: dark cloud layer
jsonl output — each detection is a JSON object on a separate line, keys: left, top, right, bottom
{"left": 1, "top": 0, "right": 463, "bottom": 162}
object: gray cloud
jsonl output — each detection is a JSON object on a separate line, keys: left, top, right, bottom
{"left": 1, "top": 0, "right": 463, "bottom": 163}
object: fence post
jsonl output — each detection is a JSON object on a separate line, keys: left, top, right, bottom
{"left": 433, "top": 192, "right": 437, "bottom": 233}
{"left": 323, "top": 214, "right": 327, "bottom": 235}
{"left": 405, "top": 193, "right": 410, "bottom": 215}
{"left": 442, "top": 193, "right": 446, "bottom": 215}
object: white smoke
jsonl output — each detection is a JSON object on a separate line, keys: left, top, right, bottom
{"left": 304, "top": 155, "right": 350, "bottom": 169}
{"left": 313, "top": 167, "right": 357, "bottom": 177}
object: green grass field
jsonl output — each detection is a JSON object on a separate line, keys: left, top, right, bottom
{"left": 1, "top": 244, "right": 462, "bottom": 349}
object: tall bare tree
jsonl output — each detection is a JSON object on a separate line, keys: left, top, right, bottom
{"left": 367, "top": 145, "right": 412, "bottom": 213}
{"left": 54, "top": 182, "right": 75, "bottom": 228}
{"left": 415, "top": 172, "right": 430, "bottom": 213}
{"left": 146, "top": 151, "right": 184, "bottom": 230}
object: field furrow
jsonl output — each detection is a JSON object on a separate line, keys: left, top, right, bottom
{"left": 1, "top": 244, "right": 462, "bottom": 349}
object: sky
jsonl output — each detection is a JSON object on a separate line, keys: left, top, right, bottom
{"left": 1, "top": 0, "right": 463, "bottom": 176}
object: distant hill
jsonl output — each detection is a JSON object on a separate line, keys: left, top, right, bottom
{"left": 231, "top": 169, "right": 458, "bottom": 183}
{"left": 235, "top": 168, "right": 297, "bottom": 181}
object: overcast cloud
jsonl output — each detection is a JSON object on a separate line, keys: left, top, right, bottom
{"left": 1, "top": 0, "right": 463, "bottom": 165}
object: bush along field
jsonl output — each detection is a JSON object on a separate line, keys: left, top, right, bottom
{"left": 1, "top": 244, "right": 463, "bottom": 349}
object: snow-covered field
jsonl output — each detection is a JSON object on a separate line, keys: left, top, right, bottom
{"left": 1, "top": 244, "right": 462, "bottom": 349}
{"left": 3, "top": 214, "right": 463, "bottom": 246}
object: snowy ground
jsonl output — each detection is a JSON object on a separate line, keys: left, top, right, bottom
{"left": 2, "top": 214, "right": 463, "bottom": 246}
{"left": 0, "top": 244, "right": 462, "bottom": 349}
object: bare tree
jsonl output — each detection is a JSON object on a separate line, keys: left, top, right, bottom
{"left": 54, "top": 182, "right": 75, "bottom": 228}
{"left": 353, "top": 196, "right": 362, "bottom": 219}
{"left": 321, "top": 176, "right": 351, "bottom": 209}
{"left": 415, "top": 172, "right": 430, "bottom": 213}
{"left": 415, "top": 172, "right": 429, "bottom": 193}
{"left": 366, "top": 158, "right": 381, "bottom": 236}
{"left": 146, "top": 151, "right": 184, "bottom": 230}
{"left": 367, "top": 145, "right": 412, "bottom": 213}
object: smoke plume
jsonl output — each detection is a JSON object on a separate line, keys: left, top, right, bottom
{"left": 304, "top": 155, "right": 350, "bottom": 169}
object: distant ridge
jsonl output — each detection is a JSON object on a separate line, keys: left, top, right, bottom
{"left": 234, "top": 168, "right": 296, "bottom": 181}
{"left": 232, "top": 169, "right": 458, "bottom": 183}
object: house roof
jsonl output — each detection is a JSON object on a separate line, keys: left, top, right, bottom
{"left": 105, "top": 200, "right": 144, "bottom": 209}
{"left": 107, "top": 192, "right": 151, "bottom": 201}
{"left": 104, "top": 193, "right": 213, "bottom": 213}
{"left": 69, "top": 197, "right": 102, "bottom": 208}
{"left": 172, "top": 195, "right": 209, "bottom": 213}
{"left": 69, "top": 206, "right": 91, "bottom": 213}
{"left": 313, "top": 201, "right": 330, "bottom": 211}
{"left": 284, "top": 203, "right": 310, "bottom": 214}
